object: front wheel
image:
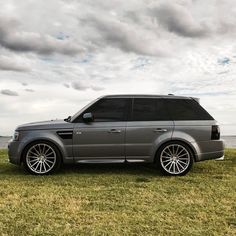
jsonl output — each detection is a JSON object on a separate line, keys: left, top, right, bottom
{"left": 156, "top": 142, "right": 194, "bottom": 176}
{"left": 23, "top": 141, "right": 62, "bottom": 175}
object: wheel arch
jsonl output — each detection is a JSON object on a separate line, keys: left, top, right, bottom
{"left": 153, "top": 139, "right": 197, "bottom": 163}
{"left": 20, "top": 138, "right": 64, "bottom": 164}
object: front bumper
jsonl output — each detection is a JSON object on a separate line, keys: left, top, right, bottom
{"left": 8, "top": 140, "right": 23, "bottom": 165}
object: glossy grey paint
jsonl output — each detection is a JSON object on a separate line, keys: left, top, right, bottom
{"left": 8, "top": 95, "right": 224, "bottom": 166}
{"left": 125, "top": 121, "right": 174, "bottom": 162}
{"left": 73, "top": 121, "right": 126, "bottom": 160}
{"left": 9, "top": 120, "right": 75, "bottom": 165}
{"left": 172, "top": 120, "right": 224, "bottom": 161}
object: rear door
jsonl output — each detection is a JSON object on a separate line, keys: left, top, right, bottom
{"left": 125, "top": 98, "right": 174, "bottom": 162}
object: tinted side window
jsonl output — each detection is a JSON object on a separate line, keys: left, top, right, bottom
{"left": 84, "top": 98, "right": 129, "bottom": 122}
{"left": 166, "top": 99, "right": 214, "bottom": 120}
{"left": 132, "top": 98, "right": 170, "bottom": 121}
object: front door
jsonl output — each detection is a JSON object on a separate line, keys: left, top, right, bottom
{"left": 73, "top": 98, "right": 130, "bottom": 162}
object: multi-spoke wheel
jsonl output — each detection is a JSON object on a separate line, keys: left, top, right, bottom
{"left": 156, "top": 142, "right": 193, "bottom": 176}
{"left": 23, "top": 141, "right": 61, "bottom": 175}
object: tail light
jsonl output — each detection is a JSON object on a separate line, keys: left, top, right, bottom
{"left": 211, "top": 125, "right": 220, "bottom": 140}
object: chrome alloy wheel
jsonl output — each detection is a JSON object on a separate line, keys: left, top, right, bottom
{"left": 160, "top": 144, "right": 191, "bottom": 175}
{"left": 26, "top": 143, "right": 57, "bottom": 174}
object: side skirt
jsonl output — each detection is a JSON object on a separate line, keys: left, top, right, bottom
{"left": 76, "top": 159, "right": 125, "bottom": 164}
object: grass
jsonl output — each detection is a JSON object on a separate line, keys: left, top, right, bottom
{"left": 0, "top": 149, "right": 235, "bottom": 236}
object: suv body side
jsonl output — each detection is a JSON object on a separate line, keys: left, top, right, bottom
{"left": 8, "top": 95, "right": 224, "bottom": 168}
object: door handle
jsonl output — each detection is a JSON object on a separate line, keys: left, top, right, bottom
{"left": 108, "top": 129, "right": 121, "bottom": 133}
{"left": 153, "top": 128, "right": 167, "bottom": 132}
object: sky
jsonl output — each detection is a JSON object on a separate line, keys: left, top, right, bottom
{"left": 0, "top": 0, "right": 236, "bottom": 136}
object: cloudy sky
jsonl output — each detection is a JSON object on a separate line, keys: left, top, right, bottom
{"left": 0, "top": 0, "right": 236, "bottom": 135}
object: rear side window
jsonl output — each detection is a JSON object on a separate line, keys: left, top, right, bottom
{"left": 131, "top": 98, "right": 170, "bottom": 121}
{"left": 83, "top": 98, "right": 129, "bottom": 122}
{"left": 166, "top": 99, "right": 214, "bottom": 120}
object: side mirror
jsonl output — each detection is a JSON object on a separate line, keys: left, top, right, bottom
{"left": 82, "top": 112, "right": 94, "bottom": 123}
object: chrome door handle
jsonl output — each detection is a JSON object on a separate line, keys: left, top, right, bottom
{"left": 108, "top": 129, "right": 121, "bottom": 133}
{"left": 153, "top": 128, "right": 167, "bottom": 132}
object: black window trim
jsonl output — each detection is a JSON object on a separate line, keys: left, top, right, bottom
{"left": 73, "top": 97, "right": 214, "bottom": 123}
{"left": 165, "top": 98, "right": 214, "bottom": 121}
{"left": 129, "top": 98, "right": 171, "bottom": 122}
{"left": 73, "top": 98, "right": 132, "bottom": 123}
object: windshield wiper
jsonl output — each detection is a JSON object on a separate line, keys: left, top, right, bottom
{"left": 64, "top": 116, "right": 71, "bottom": 122}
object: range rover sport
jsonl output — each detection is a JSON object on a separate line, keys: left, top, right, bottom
{"left": 8, "top": 95, "right": 224, "bottom": 176}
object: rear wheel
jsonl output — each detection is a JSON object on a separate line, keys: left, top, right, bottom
{"left": 156, "top": 142, "right": 194, "bottom": 176}
{"left": 23, "top": 141, "right": 62, "bottom": 175}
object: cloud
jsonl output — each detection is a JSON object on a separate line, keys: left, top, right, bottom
{"left": 151, "top": 3, "right": 209, "bottom": 38}
{"left": 25, "top": 88, "right": 34, "bottom": 92}
{"left": 71, "top": 81, "right": 89, "bottom": 91}
{"left": 81, "top": 15, "right": 167, "bottom": 56}
{"left": 71, "top": 81, "right": 104, "bottom": 91}
{"left": 0, "top": 17, "right": 84, "bottom": 56}
{"left": 0, "top": 55, "right": 30, "bottom": 72}
{"left": 63, "top": 83, "right": 70, "bottom": 88}
{"left": 91, "top": 85, "right": 104, "bottom": 91}
{"left": 1, "top": 89, "right": 19, "bottom": 96}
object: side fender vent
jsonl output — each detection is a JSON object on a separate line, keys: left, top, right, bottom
{"left": 57, "top": 130, "right": 73, "bottom": 139}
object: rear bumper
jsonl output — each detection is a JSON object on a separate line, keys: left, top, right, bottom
{"left": 216, "top": 155, "right": 224, "bottom": 160}
{"left": 194, "top": 139, "right": 225, "bottom": 162}
{"left": 196, "top": 150, "right": 224, "bottom": 161}
{"left": 8, "top": 140, "right": 22, "bottom": 165}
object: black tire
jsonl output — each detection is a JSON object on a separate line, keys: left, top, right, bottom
{"left": 156, "top": 141, "right": 194, "bottom": 176}
{"left": 22, "top": 141, "right": 62, "bottom": 175}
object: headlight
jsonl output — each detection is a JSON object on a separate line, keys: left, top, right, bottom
{"left": 13, "top": 131, "right": 20, "bottom": 141}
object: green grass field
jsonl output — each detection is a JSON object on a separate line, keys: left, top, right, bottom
{"left": 0, "top": 149, "right": 235, "bottom": 236}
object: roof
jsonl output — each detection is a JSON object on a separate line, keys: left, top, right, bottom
{"left": 101, "top": 94, "right": 194, "bottom": 99}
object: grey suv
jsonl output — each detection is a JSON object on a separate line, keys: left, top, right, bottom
{"left": 8, "top": 95, "right": 224, "bottom": 176}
